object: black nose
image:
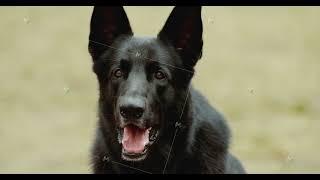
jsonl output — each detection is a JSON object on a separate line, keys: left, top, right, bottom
{"left": 120, "top": 105, "right": 144, "bottom": 119}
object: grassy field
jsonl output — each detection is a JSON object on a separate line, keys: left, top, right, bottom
{"left": 0, "top": 6, "right": 319, "bottom": 173}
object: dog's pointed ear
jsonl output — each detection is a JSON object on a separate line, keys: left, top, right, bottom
{"left": 158, "top": 6, "right": 203, "bottom": 68}
{"left": 88, "top": 6, "right": 133, "bottom": 61}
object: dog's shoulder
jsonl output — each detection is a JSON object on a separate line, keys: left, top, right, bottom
{"left": 181, "top": 86, "right": 230, "bottom": 172}
{"left": 190, "top": 86, "right": 231, "bottom": 142}
{"left": 188, "top": 86, "right": 246, "bottom": 173}
{"left": 225, "top": 153, "right": 247, "bottom": 174}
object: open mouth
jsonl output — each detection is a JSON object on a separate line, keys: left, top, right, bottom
{"left": 117, "top": 124, "right": 159, "bottom": 161}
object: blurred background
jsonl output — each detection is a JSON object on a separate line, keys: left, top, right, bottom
{"left": 0, "top": 6, "right": 319, "bottom": 173}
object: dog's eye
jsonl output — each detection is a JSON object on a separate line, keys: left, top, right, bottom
{"left": 154, "top": 70, "right": 166, "bottom": 80}
{"left": 113, "top": 68, "right": 123, "bottom": 78}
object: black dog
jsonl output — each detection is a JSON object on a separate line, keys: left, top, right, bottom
{"left": 88, "top": 6, "right": 246, "bottom": 174}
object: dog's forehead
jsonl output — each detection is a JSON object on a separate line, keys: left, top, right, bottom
{"left": 117, "top": 36, "right": 170, "bottom": 62}
{"left": 126, "top": 36, "right": 157, "bottom": 51}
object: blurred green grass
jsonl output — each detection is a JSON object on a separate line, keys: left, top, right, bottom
{"left": 0, "top": 6, "right": 319, "bottom": 173}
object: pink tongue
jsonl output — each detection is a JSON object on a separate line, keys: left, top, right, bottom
{"left": 122, "top": 125, "right": 149, "bottom": 153}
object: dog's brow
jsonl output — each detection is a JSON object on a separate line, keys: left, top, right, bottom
{"left": 120, "top": 58, "right": 130, "bottom": 63}
{"left": 147, "top": 59, "right": 159, "bottom": 67}
{"left": 89, "top": 40, "right": 194, "bottom": 74}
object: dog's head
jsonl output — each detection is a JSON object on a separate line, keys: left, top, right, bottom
{"left": 88, "top": 6, "right": 203, "bottom": 162}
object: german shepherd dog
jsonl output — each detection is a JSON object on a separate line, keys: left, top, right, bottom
{"left": 88, "top": 6, "right": 246, "bottom": 174}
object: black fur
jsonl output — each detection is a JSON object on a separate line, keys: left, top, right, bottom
{"left": 88, "top": 6, "right": 246, "bottom": 174}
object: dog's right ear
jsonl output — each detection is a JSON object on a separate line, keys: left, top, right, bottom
{"left": 88, "top": 6, "right": 133, "bottom": 61}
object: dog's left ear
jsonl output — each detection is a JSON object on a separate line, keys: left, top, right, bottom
{"left": 158, "top": 6, "right": 203, "bottom": 68}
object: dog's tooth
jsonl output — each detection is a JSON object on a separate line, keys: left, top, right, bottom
{"left": 149, "top": 130, "right": 158, "bottom": 141}
{"left": 117, "top": 129, "right": 123, "bottom": 144}
{"left": 118, "top": 132, "right": 121, "bottom": 143}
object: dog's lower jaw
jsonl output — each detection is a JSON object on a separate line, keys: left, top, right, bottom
{"left": 121, "top": 149, "right": 148, "bottom": 162}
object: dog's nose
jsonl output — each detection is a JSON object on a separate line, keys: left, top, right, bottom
{"left": 120, "top": 105, "right": 144, "bottom": 120}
